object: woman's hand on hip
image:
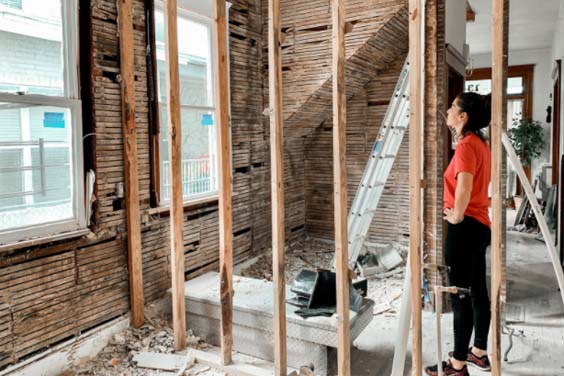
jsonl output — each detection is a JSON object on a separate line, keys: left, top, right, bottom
{"left": 444, "top": 208, "right": 463, "bottom": 224}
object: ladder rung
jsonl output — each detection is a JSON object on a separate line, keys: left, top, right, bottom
{"left": 350, "top": 207, "right": 377, "bottom": 218}
{"left": 348, "top": 233, "right": 367, "bottom": 243}
{"left": 380, "top": 154, "right": 395, "bottom": 159}
{"left": 359, "top": 182, "right": 385, "bottom": 188}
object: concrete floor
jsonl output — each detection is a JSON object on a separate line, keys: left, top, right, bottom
{"left": 351, "top": 213, "right": 564, "bottom": 375}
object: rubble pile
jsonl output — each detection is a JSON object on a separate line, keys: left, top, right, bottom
{"left": 64, "top": 315, "right": 220, "bottom": 376}
{"left": 240, "top": 237, "right": 406, "bottom": 317}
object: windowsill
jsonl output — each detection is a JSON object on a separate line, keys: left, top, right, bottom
{"left": 0, "top": 228, "right": 92, "bottom": 254}
{"left": 146, "top": 195, "right": 219, "bottom": 217}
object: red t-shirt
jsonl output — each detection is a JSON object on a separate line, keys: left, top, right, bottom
{"left": 443, "top": 133, "right": 491, "bottom": 227}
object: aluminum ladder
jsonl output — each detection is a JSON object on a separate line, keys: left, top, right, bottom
{"left": 346, "top": 59, "right": 410, "bottom": 271}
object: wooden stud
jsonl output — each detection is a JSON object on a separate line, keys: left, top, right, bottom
{"left": 491, "top": 0, "right": 509, "bottom": 374}
{"left": 117, "top": 0, "right": 144, "bottom": 329}
{"left": 408, "top": 0, "right": 423, "bottom": 374}
{"left": 213, "top": 0, "right": 233, "bottom": 366}
{"left": 164, "top": 0, "right": 187, "bottom": 350}
{"left": 332, "top": 0, "right": 350, "bottom": 375}
{"left": 268, "top": 0, "right": 287, "bottom": 373}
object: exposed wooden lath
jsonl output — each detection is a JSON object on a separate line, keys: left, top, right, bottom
{"left": 281, "top": 3, "right": 409, "bottom": 136}
{"left": 0, "top": 0, "right": 269, "bottom": 370}
{"left": 304, "top": 57, "right": 409, "bottom": 244}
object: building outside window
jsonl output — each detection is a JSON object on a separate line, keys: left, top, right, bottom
{"left": 153, "top": 1, "right": 224, "bottom": 204}
{"left": 0, "top": 0, "right": 22, "bottom": 9}
{"left": 0, "top": 0, "right": 84, "bottom": 244}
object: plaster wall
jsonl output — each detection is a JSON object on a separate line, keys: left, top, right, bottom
{"left": 445, "top": 0, "right": 466, "bottom": 56}
{"left": 470, "top": 49, "right": 553, "bottom": 182}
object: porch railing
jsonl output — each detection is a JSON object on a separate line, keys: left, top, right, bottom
{"left": 161, "top": 157, "right": 215, "bottom": 201}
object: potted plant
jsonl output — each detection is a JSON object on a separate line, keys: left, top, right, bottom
{"left": 507, "top": 118, "right": 545, "bottom": 199}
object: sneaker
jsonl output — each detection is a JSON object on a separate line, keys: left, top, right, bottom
{"left": 448, "top": 349, "right": 491, "bottom": 372}
{"left": 424, "top": 360, "right": 469, "bottom": 376}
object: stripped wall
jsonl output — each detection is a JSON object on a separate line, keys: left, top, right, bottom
{"left": 0, "top": 0, "right": 269, "bottom": 369}
{"left": 304, "top": 57, "right": 410, "bottom": 246}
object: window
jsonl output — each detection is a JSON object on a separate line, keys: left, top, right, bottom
{"left": 0, "top": 0, "right": 22, "bottom": 9}
{"left": 465, "top": 77, "right": 524, "bottom": 96}
{"left": 465, "top": 65, "right": 534, "bottom": 121}
{"left": 0, "top": 0, "right": 84, "bottom": 244}
{"left": 151, "top": 1, "right": 228, "bottom": 206}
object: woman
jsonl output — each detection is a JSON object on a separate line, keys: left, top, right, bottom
{"left": 425, "top": 92, "right": 492, "bottom": 376}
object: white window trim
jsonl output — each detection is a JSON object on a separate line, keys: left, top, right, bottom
{"left": 0, "top": 0, "right": 84, "bottom": 245}
{"left": 62, "top": 0, "right": 79, "bottom": 99}
{"left": 155, "top": 1, "right": 232, "bottom": 206}
{"left": 0, "top": 94, "right": 85, "bottom": 244}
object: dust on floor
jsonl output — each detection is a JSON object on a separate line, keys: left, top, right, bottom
{"left": 60, "top": 312, "right": 222, "bottom": 376}
{"left": 240, "top": 236, "right": 406, "bottom": 318}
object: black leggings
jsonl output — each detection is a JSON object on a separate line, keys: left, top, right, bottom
{"left": 444, "top": 216, "right": 491, "bottom": 361}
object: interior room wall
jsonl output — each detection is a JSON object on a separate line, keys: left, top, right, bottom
{"left": 445, "top": 0, "right": 467, "bottom": 56}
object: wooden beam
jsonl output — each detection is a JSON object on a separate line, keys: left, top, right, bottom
{"left": 117, "top": 0, "right": 144, "bottom": 329}
{"left": 213, "top": 0, "right": 233, "bottom": 366}
{"left": 268, "top": 0, "right": 287, "bottom": 373}
{"left": 408, "top": 0, "right": 423, "bottom": 374}
{"left": 491, "top": 0, "right": 509, "bottom": 374}
{"left": 164, "top": 0, "right": 187, "bottom": 351}
{"left": 332, "top": 0, "right": 350, "bottom": 374}
{"left": 466, "top": 1, "right": 475, "bottom": 22}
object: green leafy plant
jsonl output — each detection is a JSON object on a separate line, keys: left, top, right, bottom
{"left": 507, "top": 118, "right": 545, "bottom": 168}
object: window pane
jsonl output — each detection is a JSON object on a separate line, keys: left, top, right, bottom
{"left": 466, "top": 77, "right": 524, "bottom": 96}
{"left": 465, "top": 79, "right": 491, "bottom": 95}
{"left": 159, "top": 106, "right": 218, "bottom": 201}
{"left": 507, "top": 99, "right": 524, "bottom": 128}
{"left": 0, "top": 0, "right": 64, "bottom": 96}
{"left": 0, "top": 0, "right": 22, "bottom": 9}
{"left": 0, "top": 104, "right": 73, "bottom": 231}
{"left": 154, "top": 9, "right": 214, "bottom": 107}
{"left": 507, "top": 77, "right": 524, "bottom": 95}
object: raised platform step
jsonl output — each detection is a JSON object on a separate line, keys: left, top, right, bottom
{"left": 183, "top": 272, "right": 374, "bottom": 375}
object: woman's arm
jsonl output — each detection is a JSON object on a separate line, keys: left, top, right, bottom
{"left": 444, "top": 172, "right": 473, "bottom": 224}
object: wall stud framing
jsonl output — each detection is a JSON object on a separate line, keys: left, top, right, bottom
{"left": 213, "top": 0, "right": 234, "bottom": 366}
{"left": 117, "top": 0, "right": 145, "bottom": 329}
{"left": 268, "top": 0, "right": 287, "bottom": 373}
{"left": 490, "top": 0, "right": 509, "bottom": 374}
{"left": 332, "top": 0, "right": 351, "bottom": 374}
{"left": 408, "top": 0, "right": 423, "bottom": 374}
{"left": 164, "top": 0, "right": 187, "bottom": 351}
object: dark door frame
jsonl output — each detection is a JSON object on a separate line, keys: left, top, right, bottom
{"left": 553, "top": 60, "right": 561, "bottom": 185}
{"left": 467, "top": 64, "right": 535, "bottom": 121}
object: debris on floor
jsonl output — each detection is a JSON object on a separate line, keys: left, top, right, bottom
{"left": 240, "top": 237, "right": 406, "bottom": 318}
{"left": 63, "top": 312, "right": 222, "bottom": 376}
{"left": 240, "top": 236, "right": 335, "bottom": 282}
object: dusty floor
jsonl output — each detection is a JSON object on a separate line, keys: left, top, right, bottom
{"left": 60, "top": 311, "right": 223, "bottom": 375}
{"left": 70, "top": 211, "right": 564, "bottom": 375}
{"left": 353, "top": 209, "right": 564, "bottom": 375}
{"left": 239, "top": 236, "right": 406, "bottom": 318}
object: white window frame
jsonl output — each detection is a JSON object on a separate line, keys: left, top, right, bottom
{"left": 0, "top": 0, "right": 85, "bottom": 244}
{"left": 154, "top": 0, "right": 231, "bottom": 206}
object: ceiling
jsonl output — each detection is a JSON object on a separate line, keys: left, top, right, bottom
{"left": 466, "top": 0, "right": 562, "bottom": 55}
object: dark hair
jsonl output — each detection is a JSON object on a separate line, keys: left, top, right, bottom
{"left": 456, "top": 92, "right": 491, "bottom": 141}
